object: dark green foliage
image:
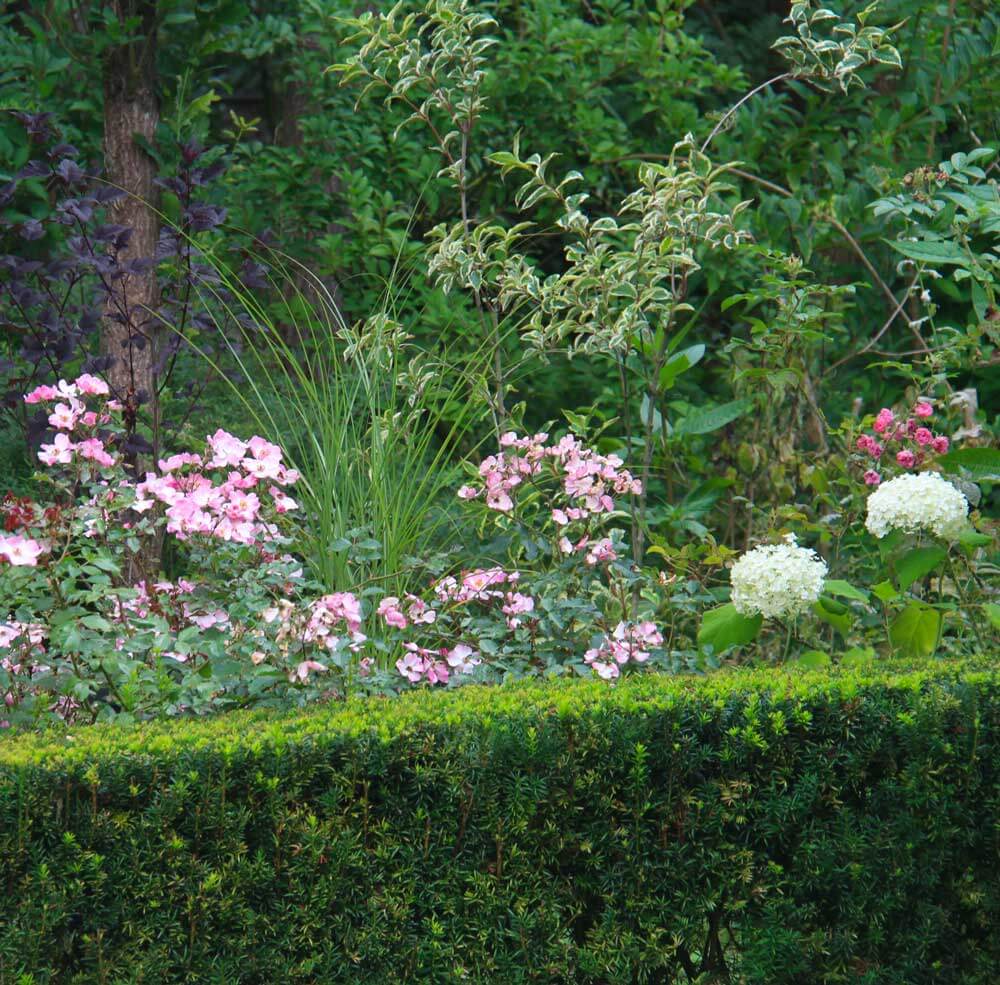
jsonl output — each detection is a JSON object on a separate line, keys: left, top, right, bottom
{"left": 1, "top": 660, "right": 998, "bottom": 983}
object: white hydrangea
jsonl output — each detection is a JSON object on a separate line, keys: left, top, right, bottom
{"left": 865, "top": 472, "right": 968, "bottom": 541}
{"left": 730, "top": 534, "right": 828, "bottom": 619}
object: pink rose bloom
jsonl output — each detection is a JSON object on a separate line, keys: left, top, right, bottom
{"left": 268, "top": 486, "right": 298, "bottom": 513}
{"left": 23, "top": 384, "right": 59, "bottom": 404}
{"left": 485, "top": 488, "right": 513, "bottom": 512}
{"left": 457, "top": 485, "right": 480, "bottom": 500}
{"left": 224, "top": 491, "right": 261, "bottom": 522}
{"left": 873, "top": 408, "right": 894, "bottom": 433}
{"left": 405, "top": 595, "right": 436, "bottom": 625}
{"left": 396, "top": 650, "right": 426, "bottom": 683}
{"left": 291, "top": 660, "right": 327, "bottom": 682}
{"left": 38, "top": 432, "right": 74, "bottom": 466}
{"left": 863, "top": 470, "right": 881, "bottom": 486}
{"left": 913, "top": 401, "right": 933, "bottom": 418}
{"left": 159, "top": 452, "right": 203, "bottom": 472}
{"left": 931, "top": 436, "right": 949, "bottom": 454}
{"left": 424, "top": 660, "right": 449, "bottom": 685}
{"left": 317, "top": 592, "right": 362, "bottom": 632}
{"left": 446, "top": 644, "right": 480, "bottom": 673}
{"left": 585, "top": 537, "right": 618, "bottom": 566}
{"left": 914, "top": 427, "right": 933, "bottom": 446}
{"left": 895, "top": 449, "right": 916, "bottom": 468}
{"left": 241, "top": 437, "right": 283, "bottom": 480}
{"left": 502, "top": 592, "right": 535, "bottom": 628}
{"left": 48, "top": 402, "right": 80, "bottom": 431}
{"left": 75, "top": 373, "right": 110, "bottom": 396}
{"left": 377, "top": 596, "right": 408, "bottom": 630}
{"left": 77, "top": 438, "right": 115, "bottom": 468}
{"left": 585, "top": 656, "right": 619, "bottom": 681}
{"left": 462, "top": 568, "right": 509, "bottom": 597}
{"left": 207, "top": 429, "right": 248, "bottom": 468}
{"left": 187, "top": 610, "right": 230, "bottom": 630}
{"left": 0, "top": 535, "right": 47, "bottom": 567}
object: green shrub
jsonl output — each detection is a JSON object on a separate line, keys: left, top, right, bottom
{"left": 1, "top": 659, "right": 998, "bottom": 984}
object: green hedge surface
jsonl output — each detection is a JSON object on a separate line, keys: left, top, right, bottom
{"left": 1, "top": 660, "right": 998, "bottom": 984}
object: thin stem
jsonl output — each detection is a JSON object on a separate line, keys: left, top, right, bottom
{"left": 701, "top": 73, "right": 791, "bottom": 153}
{"left": 947, "top": 554, "right": 986, "bottom": 653}
{"left": 781, "top": 619, "right": 795, "bottom": 662}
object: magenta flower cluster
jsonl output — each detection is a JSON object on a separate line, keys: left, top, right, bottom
{"left": 22, "top": 377, "right": 300, "bottom": 548}
{"left": 460, "top": 431, "right": 641, "bottom": 515}
{"left": 584, "top": 621, "right": 664, "bottom": 680}
{"left": 856, "top": 400, "right": 950, "bottom": 486}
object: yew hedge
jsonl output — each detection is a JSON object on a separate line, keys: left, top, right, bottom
{"left": 1, "top": 660, "right": 998, "bottom": 984}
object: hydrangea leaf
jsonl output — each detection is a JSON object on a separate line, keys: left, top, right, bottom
{"left": 894, "top": 546, "right": 947, "bottom": 591}
{"left": 813, "top": 598, "right": 851, "bottom": 636}
{"left": 697, "top": 603, "right": 762, "bottom": 653}
{"left": 823, "top": 579, "right": 869, "bottom": 603}
{"left": 795, "top": 650, "right": 831, "bottom": 669}
{"left": 889, "top": 602, "right": 942, "bottom": 658}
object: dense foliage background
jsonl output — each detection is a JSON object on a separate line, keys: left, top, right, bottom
{"left": 2, "top": 0, "right": 996, "bottom": 441}
{"left": 0, "top": 0, "right": 997, "bottom": 723}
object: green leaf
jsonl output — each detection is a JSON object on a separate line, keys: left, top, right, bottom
{"left": 958, "top": 529, "right": 992, "bottom": 553}
{"left": 823, "top": 579, "right": 869, "bottom": 603}
{"left": 659, "top": 344, "right": 705, "bottom": 390}
{"left": 894, "top": 546, "right": 947, "bottom": 591}
{"left": 876, "top": 529, "right": 904, "bottom": 561}
{"left": 840, "top": 646, "right": 877, "bottom": 667}
{"left": 937, "top": 448, "right": 1000, "bottom": 482}
{"left": 889, "top": 602, "right": 942, "bottom": 658}
{"left": 676, "top": 399, "right": 751, "bottom": 437}
{"left": 813, "top": 598, "right": 851, "bottom": 636}
{"left": 795, "top": 650, "right": 831, "bottom": 670}
{"left": 697, "top": 603, "right": 762, "bottom": 653}
{"left": 984, "top": 604, "right": 1000, "bottom": 631}
{"left": 79, "top": 614, "right": 112, "bottom": 632}
{"left": 884, "top": 238, "right": 968, "bottom": 266}
{"left": 872, "top": 580, "right": 900, "bottom": 603}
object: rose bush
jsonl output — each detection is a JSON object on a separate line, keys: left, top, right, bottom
{"left": 0, "top": 378, "right": 671, "bottom": 727}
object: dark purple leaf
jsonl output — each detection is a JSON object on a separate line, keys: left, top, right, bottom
{"left": 19, "top": 220, "right": 45, "bottom": 241}
{"left": 17, "top": 161, "right": 51, "bottom": 180}
{"left": 54, "top": 159, "right": 86, "bottom": 185}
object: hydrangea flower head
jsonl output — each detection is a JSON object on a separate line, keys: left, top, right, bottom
{"left": 730, "top": 534, "right": 827, "bottom": 619}
{"left": 865, "top": 472, "right": 968, "bottom": 540}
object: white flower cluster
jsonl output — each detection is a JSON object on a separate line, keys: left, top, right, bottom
{"left": 730, "top": 534, "right": 828, "bottom": 620}
{"left": 865, "top": 472, "right": 968, "bottom": 541}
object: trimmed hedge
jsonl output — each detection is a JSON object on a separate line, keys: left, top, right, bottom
{"left": 1, "top": 661, "right": 998, "bottom": 984}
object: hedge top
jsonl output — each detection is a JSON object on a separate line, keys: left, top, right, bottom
{"left": 1, "top": 657, "right": 995, "bottom": 770}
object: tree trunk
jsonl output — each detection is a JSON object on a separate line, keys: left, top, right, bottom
{"left": 101, "top": 0, "right": 160, "bottom": 451}
{"left": 101, "top": 0, "right": 161, "bottom": 581}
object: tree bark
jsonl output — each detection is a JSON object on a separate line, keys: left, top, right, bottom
{"left": 101, "top": 0, "right": 160, "bottom": 450}
{"left": 101, "top": 0, "right": 161, "bottom": 581}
